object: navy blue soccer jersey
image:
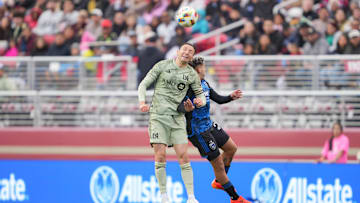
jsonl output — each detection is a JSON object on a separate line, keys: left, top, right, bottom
{"left": 178, "top": 79, "right": 233, "bottom": 137}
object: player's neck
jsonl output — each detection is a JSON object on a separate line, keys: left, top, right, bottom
{"left": 174, "top": 58, "right": 187, "bottom": 68}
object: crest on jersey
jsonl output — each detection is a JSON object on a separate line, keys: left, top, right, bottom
{"left": 177, "top": 83, "right": 185, "bottom": 90}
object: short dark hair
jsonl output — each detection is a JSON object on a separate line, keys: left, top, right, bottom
{"left": 189, "top": 56, "right": 204, "bottom": 69}
{"left": 180, "top": 42, "right": 196, "bottom": 53}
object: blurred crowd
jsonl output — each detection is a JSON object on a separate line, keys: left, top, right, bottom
{"left": 0, "top": 0, "right": 360, "bottom": 91}
{"left": 0, "top": 0, "right": 359, "bottom": 58}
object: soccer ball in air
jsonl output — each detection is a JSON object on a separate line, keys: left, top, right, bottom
{"left": 176, "top": 7, "right": 199, "bottom": 27}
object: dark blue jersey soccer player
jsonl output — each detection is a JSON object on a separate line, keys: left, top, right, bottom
{"left": 177, "top": 57, "right": 250, "bottom": 203}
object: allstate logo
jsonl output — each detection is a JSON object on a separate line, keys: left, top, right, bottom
{"left": 90, "top": 166, "right": 120, "bottom": 203}
{"left": 251, "top": 168, "right": 282, "bottom": 203}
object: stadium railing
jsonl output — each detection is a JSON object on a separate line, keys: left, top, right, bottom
{"left": 0, "top": 56, "right": 135, "bottom": 91}
{"left": 1, "top": 55, "right": 359, "bottom": 91}
{"left": 0, "top": 90, "right": 359, "bottom": 128}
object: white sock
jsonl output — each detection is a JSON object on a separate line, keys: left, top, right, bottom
{"left": 188, "top": 194, "right": 195, "bottom": 199}
{"left": 161, "top": 193, "right": 169, "bottom": 199}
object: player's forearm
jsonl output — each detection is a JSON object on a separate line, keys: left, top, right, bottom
{"left": 210, "top": 89, "right": 232, "bottom": 104}
{"left": 138, "top": 80, "right": 149, "bottom": 103}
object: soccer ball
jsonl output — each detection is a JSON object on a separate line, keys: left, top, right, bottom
{"left": 176, "top": 7, "right": 199, "bottom": 27}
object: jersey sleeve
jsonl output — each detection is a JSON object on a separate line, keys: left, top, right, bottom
{"left": 209, "top": 86, "right": 232, "bottom": 104}
{"left": 138, "top": 61, "right": 162, "bottom": 102}
{"left": 190, "top": 71, "right": 206, "bottom": 107}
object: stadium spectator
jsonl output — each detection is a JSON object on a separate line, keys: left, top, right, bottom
{"left": 344, "top": 29, "right": 360, "bottom": 54}
{"left": 64, "top": 26, "right": 80, "bottom": 50}
{"left": 0, "top": 65, "right": 17, "bottom": 91}
{"left": 143, "top": 0, "right": 169, "bottom": 24}
{"left": 112, "top": 11, "right": 127, "bottom": 37}
{"left": 12, "top": 12, "right": 27, "bottom": 42}
{"left": 252, "top": 0, "right": 277, "bottom": 22}
{"left": 334, "top": 33, "right": 349, "bottom": 54}
{"left": 286, "top": 41, "right": 301, "bottom": 55}
{"left": 46, "top": 33, "right": 70, "bottom": 56}
{"left": 0, "top": 17, "right": 12, "bottom": 41}
{"left": 243, "top": 39, "right": 256, "bottom": 55}
{"left": 262, "top": 19, "right": 284, "bottom": 53}
{"left": 312, "top": 7, "right": 330, "bottom": 35}
{"left": 97, "top": 19, "right": 117, "bottom": 42}
{"left": 205, "top": 0, "right": 223, "bottom": 29}
{"left": 343, "top": 7, "right": 360, "bottom": 32}
{"left": 149, "top": 16, "right": 161, "bottom": 32}
{"left": 256, "top": 34, "right": 277, "bottom": 55}
{"left": 243, "top": 0, "right": 257, "bottom": 21}
{"left": 18, "top": 26, "right": 36, "bottom": 56}
{"left": 97, "top": 19, "right": 117, "bottom": 53}
{"left": 72, "top": 0, "right": 89, "bottom": 10}
{"left": 72, "top": 9, "right": 88, "bottom": 37}
{"left": 318, "top": 122, "right": 349, "bottom": 163}
{"left": 122, "top": 14, "right": 143, "bottom": 43}
{"left": 191, "top": 9, "right": 209, "bottom": 34}
{"left": 326, "top": 20, "right": 342, "bottom": 53}
{"left": 168, "top": 25, "right": 191, "bottom": 50}
{"left": 239, "top": 21, "right": 259, "bottom": 47}
{"left": 157, "top": 11, "right": 177, "bottom": 46}
{"left": 61, "top": 0, "right": 79, "bottom": 27}
{"left": 4, "top": 39, "right": 18, "bottom": 57}
{"left": 123, "top": 30, "right": 140, "bottom": 57}
{"left": 85, "top": 8, "right": 103, "bottom": 39}
{"left": 302, "top": 0, "right": 318, "bottom": 21}
{"left": 303, "top": 27, "right": 329, "bottom": 55}
{"left": 180, "top": 0, "right": 206, "bottom": 11}
{"left": 167, "top": 0, "right": 182, "bottom": 16}
{"left": 137, "top": 32, "right": 164, "bottom": 86}
{"left": 33, "top": 0, "right": 63, "bottom": 37}
{"left": 24, "top": 7, "right": 42, "bottom": 29}
{"left": 273, "top": 13, "right": 286, "bottom": 32}
{"left": 287, "top": 22, "right": 310, "bottom": 48}
{"left": 288, "top": 7, "right": 303, "bottom": 27}
{"left": 334, "top": 8, "right": 347, "bottom": 31}
{"left": 104, "top": 0, "right": 128, "bottom": 19}
{"left": 31, "top": 37, "right": 48, "bottom": 56}
{"left": 32, "top": 0, "right": 47, "bottom": 11}
{"left": 223, "top": 7, "right": 241, "bottom": 38}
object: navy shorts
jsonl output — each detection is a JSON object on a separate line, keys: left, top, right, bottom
{"left": 189, "top": 122, "right": 230, "bottom": 161}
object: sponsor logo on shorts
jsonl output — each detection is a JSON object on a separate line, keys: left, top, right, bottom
{"left": 151, "top": 132, "right": 159, "bottom": 139}
{"left": 208, "top": 140, "right": 217, "bottom": 151}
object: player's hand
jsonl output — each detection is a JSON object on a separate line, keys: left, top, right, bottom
{"left": 184, "top": 98, "right": 195, "bottom": 112}
{"left": 139, "top": 102, "right": 150, "bottom": 112}
{"left": 193, "top": 98, "right": 203, "bottom": 108}
{"left": 231, "top": 89, "right": 242, "bottom": 100}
